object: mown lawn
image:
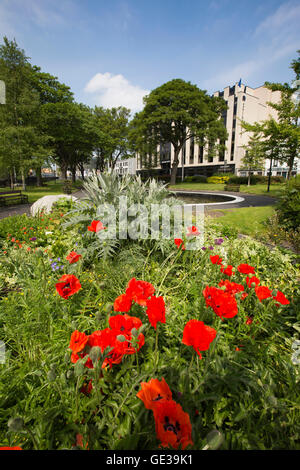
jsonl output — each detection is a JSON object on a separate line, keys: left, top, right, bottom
{"left": 0, "top": 181, "right": 81, "bottom": 204}
{"left": 207, "top": 206, "right": 276, "bottom": 237}
{"left": 169, "top": 182, "right": 284, "bottom": 198}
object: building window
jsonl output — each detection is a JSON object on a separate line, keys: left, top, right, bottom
{"left": 198, "top": 146, "right": 203, "bottom": 164}
{"left": 189, "top": 137, "right": 194, "bottom": 164}
{"left": 182, "top": 142, "right": 186, "bottom": 164}
{"left": 233, "top": 97, "right": 237, "bottom": 116}
{"left": 218, "top": 140, "right": 225, "bottom": 162}
{"left": 230, "top": 142, "right": 234, "bottom": 161}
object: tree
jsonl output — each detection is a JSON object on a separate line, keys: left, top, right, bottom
{"left": 241, "top": 131, "right": 265, "bottom": 186}
{"left": 263, "top": 52, "right": 300, "bottom": 180}
{"left": 129, "top": 79, "right": 227, "bottom": 185}
{"left": 92, "top": 106, "right": 132, "bottom": 172}
{"left": 28, "top": 65, "right": 74, "bottom": 185}
{"left": 41, "top": 102, "right": 97, "bottom": 181}
{"left": 0, "top": 37, "right": 51, "bottom": 189}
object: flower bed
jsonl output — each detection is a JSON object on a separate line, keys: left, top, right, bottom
{"left": 0, "top": 195, "right": 299, "bottom": 450}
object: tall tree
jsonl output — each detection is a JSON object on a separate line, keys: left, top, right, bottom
{"left": 241, "top": 131, "right": 266, "bottom": 186}
{"left": 28, "top": 65, "right": 74, "bottom": 185}
{"left": 41, "top": 102, "right": 97, "bottom": 181}
{"left": 262, "top": 52, "right": 300, "bottom": 179}
{"left": 0, "top": 37, "right": 50, "bottom": 189}
{"left": 129, "top": 79, "right": 227, "bottom": 185}
{"left": 92, "top": 106, "right": 132, "bottom": 171}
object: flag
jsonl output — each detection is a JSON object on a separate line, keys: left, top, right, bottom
{"left": 238, "top": 78, "right": 242, "bottom": 87}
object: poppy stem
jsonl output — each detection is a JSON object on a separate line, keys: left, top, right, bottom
{"left": 135, "top": 349, "right": 139, "bottom": 373}
{"left": 189, "top": 351, "right": 196, "bottom": 375}
{"left": 154, "top": 325, "right": 159, "bottom": 372}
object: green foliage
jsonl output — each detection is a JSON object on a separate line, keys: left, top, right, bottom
{"left": 0, "top": 179, "right": 299, "bottom": 451}
{"left": 63, "top": 171, "right": 184, "bottom": 260}
{"left": 207, "top": 175, "right": 230, "bottom": 184}
{"left": 129, "top": 78, "right": 228, "bottom": 185}
{"left": 276, "top": 175, "right": 300, "bottom": 231}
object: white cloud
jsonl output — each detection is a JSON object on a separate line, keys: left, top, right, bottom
{"left": 84, "top": 72, "right": 149, "bottom": 112}
{"left": 254, "top": 1, "right": 300, "bottom": 37}
{"left": 203, "top": 1, "right": 300, "bottom": 92}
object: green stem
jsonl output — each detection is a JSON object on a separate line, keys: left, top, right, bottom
{"left": 153, "top": 325, "right": 159, "bottom": 374}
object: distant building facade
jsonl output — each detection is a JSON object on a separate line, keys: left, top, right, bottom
{"left": 114, "top": 157, "right": 137, "bottom": 175}
{"left": 136, "top": 82, "right": 294, "bottom": 179}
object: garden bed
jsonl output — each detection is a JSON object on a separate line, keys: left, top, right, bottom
{"left": 0, "top": 175, "right": 299, "bottom": 451}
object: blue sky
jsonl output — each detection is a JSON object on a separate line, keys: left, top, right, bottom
{"left": 1, "top": 0, "right": 299, "bottom": 112}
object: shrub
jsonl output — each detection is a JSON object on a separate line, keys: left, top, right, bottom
{"left": 276, "top": 175, "right": 300, "bottom": 231}
{"left": 207, "top": 176, "right": 230, "bottom": 184}
{"left": 184, "top": 175, "right": 207, "bottom": 183}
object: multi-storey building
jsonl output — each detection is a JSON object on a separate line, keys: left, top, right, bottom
{"left": 114, "top": 157, "right": 137, "bottom": 176}
{"left": 136, "top": 82, "right": 283, "bottom": 179}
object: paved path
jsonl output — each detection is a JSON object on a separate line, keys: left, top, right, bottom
{"left": 0, "top": 189, "right": 277, "bottom": 220}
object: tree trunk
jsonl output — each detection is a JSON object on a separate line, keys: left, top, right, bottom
{"left": 60, "top": 164, "right": 67, "bottom": 180}
{"left": 170, "top": 148, "right": 180, "bottom": 186}
{"left": 248, "top": 170, "right": 251, "bottom": 186}
{"left": 9, "top": 171, "right": 14, "bottom": 190}
{"left": 287, "top": 156, "right": 294, "bottom": 180}
{"left": 21, "top": 168, "right": 26, "bottom": 191}
{"left": 71, "top": 167, "right": 76, "bottom": 183}
{"left": 36, "top": 166, "right": 42, "bottom": 186}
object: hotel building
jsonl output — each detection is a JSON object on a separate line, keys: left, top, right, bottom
{"left": 136, "top": 82, "right": 284, "bottom": 179}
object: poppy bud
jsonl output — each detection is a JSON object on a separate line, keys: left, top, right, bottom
{"left": 89, "top": 346, "right": 101, "bottom": 364}
{"left": 74, "top": 361, "right": 85, "bottom": 377}
{"left": 204, "top": 430, "right": 224, "bottom": 450}
{"left": 66, "top": 370, "right": 74, "bottom": 379}
{"left": 116, "top": 334, "right": 126, "bottom": 342}
{"left": 131, "top": 328, "right": 138, "bottom": 337}
{"left": 8, "top": 417, "right": 24, "bottom": 432}
{"left": 105, "top": 303, "right": 113, "bottom": 314}
{"left": 47, "top": 370, "right": 56, "bottom": 382}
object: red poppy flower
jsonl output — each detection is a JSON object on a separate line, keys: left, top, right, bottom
{"left": 220, "top": 265, "right": 235, "bottom": 276}
{"left": 246, "top": 276, "right": 260, "bottom": 288}
{"left": 0, "top": 447, "right": 22, "bottom": 450}
{"left": 55, "top": 274, "right": 81, "bottom": 299}
{"left": 210, "top": 255, "right": 223, "bottom": 265}
{"left": 241, "top": 292, "right": 248, "bottom": 300}
{"left": 69, "top": 330, "right": 89, "bottom": 354}
{"left": 87, "top": 220, "right": 106, "bottom": 232}
{"left": 70, "top": 351, "right": 93, "bottom": 369}
{"left": 102, "top": 331, "right": 145, "bottom": 369}
{"left": 255, "top": 285, "right": 273, "bottom": 302}
{"left": 246, "top": 316, "right": 253, "bottom": 325}
{"left": 137, "top": 378, "right": 172, "bottom": 410}
{"left": 182, "top": 319, "right": 217, "bottom": 358}
{"left": 203, "top": 286, "right": 238, "bottom": 319}
{"left": 66, "top": 251, "right": 82, "bottom": 264}
{"left": 88, "top": 328, "right": 115, "bottom": 351}
{"left": 237, "top": 263, "right": 255, "bottom": 274}
{"left": 187, "top": 226, "right": 200, "bottom": 236}
{"left": 109, "top": 313, "right": 143, "bottom": 335}
{"left": 125, "top": 278, "right": 155, "bottom": 306}
{"left": 273, "top": 291, "right": 290, "bottom": 305}
{"left": 146, "top": 295, "right": 166, "bottom": 329}
{"left": 153, "top": 400, "right": 193, "bottom": 450}
{"left": 75, "top": 433, "right": 89, "bottom": 449}
{"left": 174, "top": 238, "right": 185, "bottom": 250}
{"left": 219, "top": 279, "right": 244, "bottom": 295}
{"left": 113, "top": 293, "right": 132, "bottom": 312}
